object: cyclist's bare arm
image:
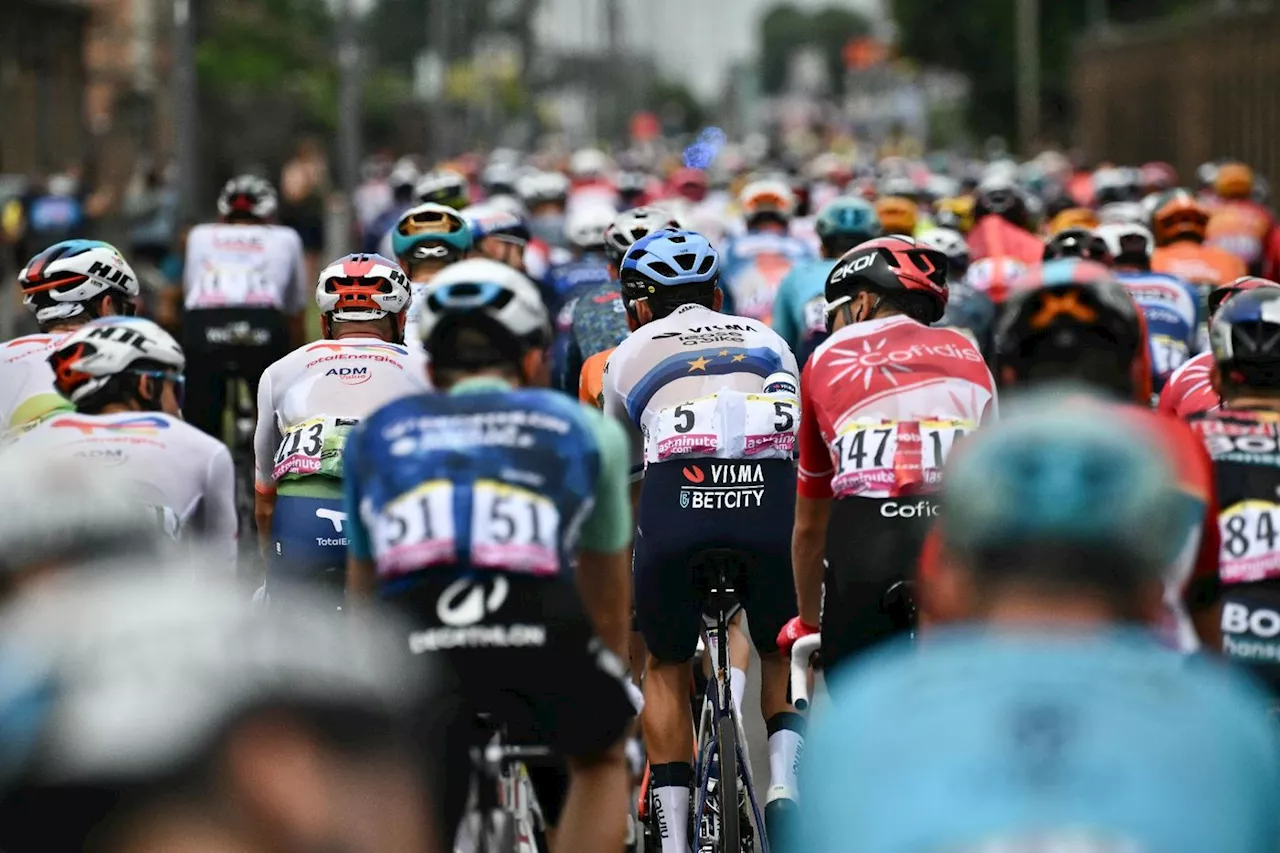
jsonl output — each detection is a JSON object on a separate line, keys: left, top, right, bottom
{"left": 792, "top": 493, "right": 829, "bottom": 626}
{"left": 577, "top": 549, "right": 632, "bottom": 660}
{"left": 252, "top": 372, "right": 280, "bottom": 559}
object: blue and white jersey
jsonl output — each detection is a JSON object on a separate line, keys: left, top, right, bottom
{"left": 771, "top": 258, "right": 836, "bottom": 365}
{"left": 719, "top": 231, "right": 815, "bottom": 324}
{"left": 343, "top": 378, "right": 623, "bottom": 591}
{"left": 543, "top": 255, "right": 613, "bottom": 319}
{"left": 1117, "top": 270, "right": 1202, "bottom": 391}
{"left": 602, "top": 303, "right": 800, "bottom": 478}
{"left": 795, "top": 629, "right": 1280, "bottom": 853}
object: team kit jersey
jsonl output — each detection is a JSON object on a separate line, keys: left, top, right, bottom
{"left": 183, "top": 223, "right": 308, "bottom": 313}
{"left": 0, "top": 332, "right": 73, "bottom": 435}
{"left": 1159, "top": 352, "right": 1219, "bottom": 418}
{"left": 797, "top": 315, "right": 996, "bottom": 502}
{"left": 253, "top": 337, "right": 430, "bottom": 495}
{"left": 1186, "top": 407, "right": 1280, "bottom": 691}
{"left": 1153, "top": 242, "right": 1247, "bottom": 289}
{"left": 601, "top": 303, "right": 801, "bottom": 480}
{"left": 557, "top": 281, "right": 629, "bottom": 395}
{"left": 11, "top": 411, "right": 237, "bottom": 567}
{"left": 1116, "top": 270, "right": 1202, "bottom": 390}
{"left": 795, "top": 630, "right": 1280, "bottom": 853}
{"left": 719, "top": 231, "right": 815, "bottom": 324}
{"left": 771, "top": 258, "right": 837, "bottom": 365}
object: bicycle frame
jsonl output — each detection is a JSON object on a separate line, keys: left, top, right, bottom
{"left": 691, "top": 606, "right": 770, "bottom": 853}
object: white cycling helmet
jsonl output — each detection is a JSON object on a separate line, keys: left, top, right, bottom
{"left": 565, "top": 204, "right": 617, "bottom": 251}
{"left": 570, "top": 147, "right": 611, "bottom": 181}
{"left": 604, "top": 206, "right": 682, "bottom": 266}
{"left": 416, "top": 258, "right": 549, "bottom": 352}
{"left": 48, "top": 317, "right": 184, "bottom": 405}
{"left": 1097, "top": 200, "right": 1147, "bottom": 226}
{"left": 740, "top": 178, "right": 796, "bottom": 222}
{"left": 917, "top": 227, "right": 971, "bottom": 263}
{"left": 316, "top": 253, "right": 411, "bottom": 322}
{"left": 517, "top": 171, "right": 570, "bottom": 206}
{"left": 1093, "top": 222, "right": 1155, "bottom": 265}
{"left": 216, "top": 174, "right": 278, "bottom": 220}
{"left": 19, "top": 240, "right": 139, "bottom": 324}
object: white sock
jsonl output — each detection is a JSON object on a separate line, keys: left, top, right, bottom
{"left": 729, "top": 666, "right": 747, "bottom": 718}
{"left": 653, "top": 785, "right": 690, "bottom": 853}
{"left": 768, "top": 728, "right": 804, "bottom": 798}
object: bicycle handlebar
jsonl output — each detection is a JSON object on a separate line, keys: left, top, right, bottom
{"left": 789, "top": 634, "right": 822, "bottom": 712}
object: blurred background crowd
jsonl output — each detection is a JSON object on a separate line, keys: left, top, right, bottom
{"left": 3, "top": 0, "right": 1277, "bottom": 339}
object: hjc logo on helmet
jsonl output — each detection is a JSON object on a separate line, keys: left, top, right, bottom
{"left": 88, "top": 260, "right": 134, "bottom": 289}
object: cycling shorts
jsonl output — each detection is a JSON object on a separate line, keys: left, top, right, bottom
{"left": 633, "top": 459, "right": 798, "bottom": 663}
{"left": 182, "top": 307, "right": 290, "bottom": 441}
{"left": 1220, "top": 581, "right": 1280, "bottom": 700}
{"left": 383, "top": 572, "right": 634, "bottom": 840}
{"left": 821, "top": 495, "right": 937, "bottom": 674}
{"left": 268, "top": 486, "right": 347, "bottom": 594}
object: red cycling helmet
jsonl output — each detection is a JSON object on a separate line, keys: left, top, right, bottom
{"left": 824, "top": 235, "right": 950, "bottom": 324}
{"left": 670, "top": 168, "right": 709, "bottom": 202}
{"left": 1208, "top": 276, "right": 1280, "bottom": 318}
{"left": 1140, "top": 161, "right": 1178, "bottom": 194}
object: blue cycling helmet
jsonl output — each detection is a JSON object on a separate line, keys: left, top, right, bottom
{"left": 815, "top": 197, "right": 882, "bottom": 244}
{"left": 942, "top": 393, "right": 1190, "bottom": 575}
{"left": 620, "top": 229, "right": 720, "bottom": 311}
{"left": 391, "top": 202, "right": 473, "bottom": 263}
{"left": 1211, "top": 285, "right": 1280, "bottom": 390}
{"left": 462, "top": 204, "right": 530, "bottom": 244}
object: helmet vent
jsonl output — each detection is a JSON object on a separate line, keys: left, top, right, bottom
{"left": 673, "top": 252, "right": 698, "bottom": 271}
{"left": 648, "top": 261, "right": 677, "bottom": 278}
{"left": 697, "top": 256, "right": 716, "bottom": 275}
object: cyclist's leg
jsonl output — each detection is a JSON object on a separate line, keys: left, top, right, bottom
{"left": 820, "top": 496, "right": 936, "bottom": 676}
{"left": 267, "top": 482, "right": 347, "bottom": 597}
{"left": 634, "top": 461, "right": 706, "bottom": 853}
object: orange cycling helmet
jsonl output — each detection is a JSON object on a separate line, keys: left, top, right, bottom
{"left": 875, "top": 196, "right": 920, "bottom": 236}
{"left": 1214, "top": 162, "right": 1255, "bottom": 200}
{"left": 1150, "top": 191, "right": 1210, "bottom": 246}
{"left": 1048, "top": 207, "right": 1100, "bottom": 236}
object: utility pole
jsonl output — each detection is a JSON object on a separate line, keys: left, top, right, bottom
{"left": 1015, "top": 0, "right": 1040, "bottom": 155}
{"left": 172, "top": 0, "right": 199, "bottom": 220}
{"left": 336, "top": 0, "right": 362, "bottom": 200}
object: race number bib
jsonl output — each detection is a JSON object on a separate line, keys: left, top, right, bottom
{"left": 801, "top": 296, "right": 827, "bottom": 336}
{"left": 471, "top": 480, "right": 560, "bottom": 575}
{"left": 371, "top": 481, "right": 457, "bottom": 576}
{"left": 830, "top": 419, "right": 972, "bottom": 498}
{"left": 1149, "top": 334, "right": 1191, "bottom": 381}
{"left": 273, "top": 416, "right": 359, "bottom": 481}
{"left": 1220, "top": 500, "right": 1280, "bottom": 583}
{"left": 645, "top": 390, "right": 799, "bottom": 464}
{"left": 193, "top": 264, "right": 270, "bottom": 307}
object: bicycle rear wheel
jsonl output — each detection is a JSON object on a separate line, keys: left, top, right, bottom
{"left": 715, "top": 711, "right": 740, "bottom": 853}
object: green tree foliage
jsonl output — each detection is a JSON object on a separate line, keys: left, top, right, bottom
{"left": 889, "top": 0, "right": 1202, "bottom": 142}
{"left": 760, "top": 4, "right": 872, "bottom": 96}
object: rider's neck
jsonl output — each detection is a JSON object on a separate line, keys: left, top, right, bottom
{"left": 1224, "top": 395, "right": 1280, "bottom": 413}
{"left": 976, "top": 590, "right": 1131, "bottom": 632}
{"left": 95, "top": 401, "right": 144, "bottom": 416}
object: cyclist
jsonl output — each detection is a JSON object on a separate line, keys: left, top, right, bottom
{"left": 874, "top": 194, "right": 920, "bottom": 237}
{"left": 933, "top": 195, "right": 975, "bottom": 234}
{"left": 390, "top": 202, "right": 473, "bottom": 346}
{"left": 1093, "top": 221, "right": 1201, "bottom": 392}
{"left": 543, "top": 202, "right": 616, "bottom": 318}
{"left": 559, "top": 206, "right": 679, "bottom": 400}
{"left": 794, "top": 399, "right": 1280, "bottom": 853}
{"left": 11, "top": 316, "right": 236, "bottom": 567}
{"left": 920, "top": 228, "right": 995, "bottom": 358}
{"left": 1185, "top": 288, "right": 1280, "bottom": 700}
{"left": 777, "top": 235, "right": 995, "bottom": 676}
{"left": 181, "top": 176, "right": 307, "bottom": 443}
{"left": 463, "top": 202, "right": 531, "bottom": 271}
{"left": 343, "top": 258, "right": 635, "bottom": 853}
{"left": 1043, "top": 226, "right": 1107, "bottom": 262}
{"left": 2, "top": 240, "right": 139, "bottom": 436}
{"left": 519, "top": 169, "right": 573, "bottom": 250}
{"left": 364, "top": 158, "right": 420, "bottom": 253}
{"left": 720, "top": 178, "right": 815, "bottom": 323}
{"left": 1206, "top": 161, "right": 1276, "bottom": 273}
{"left": 415, "top": 167, "right": 471, "bottom": 210}
{"left": 1046, "top": 205, "right": 1099, "bottom": 235}
{"left": 966, "top": 176, "right": 1044, "bottom": 266}
{"left": 1151, "top": 189, "right": 1247, "bottom": 292}
{"left": 252, "top": 253, "right": 427, "bottom": 595}
{"left": 1160, "top": 276, "right": 1280, "bottom": 418}
{"left": 773, "top": 197, "right": 883, "bottom": 364}
{"left": 0, "top": 570, "right": 446, "bottom": 853}
{"left": 973, "top": 261, "right": 1221, "bottom": 651}
{"left": 602, "top": 229, "right": 804, "bottom": 850}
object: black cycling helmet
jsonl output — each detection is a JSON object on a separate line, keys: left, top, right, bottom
{"left": 1211, "top": 288, "right": 1280, "bottom": 391}
{"left": 825, "top": 235, "right": 949, "bottom": 326}
{"left": 995, "top": 259, "right": 1143, "bottom": 400}
{"left": 973, "top": 179, "right": 1030, "bottom": 230}
{"left": 1043, "top": 227, "right": 1105, "bottom": 262}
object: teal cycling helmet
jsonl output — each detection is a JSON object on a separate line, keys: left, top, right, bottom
{"left": 815, "top": 197, "right": 882, "bottom": 245}
{"left": 391, "top": 202, "right": 473, "bottom": 263}
{"left": 942, "top": 393, "right": 1190, "bottom": 574}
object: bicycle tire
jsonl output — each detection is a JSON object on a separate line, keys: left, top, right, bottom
{"left": 716, "top": 711, "right": 740, "bottom": 853}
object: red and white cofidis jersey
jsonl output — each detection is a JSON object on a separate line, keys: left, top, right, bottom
{"left": 1158, "top": 352, "right": 1219, "bottom": 419}
{"left": 797, "top": 315, "right": 997, "bottom": 500}
{"left": 253, "top": 337, "right": 430, "bottom": 493}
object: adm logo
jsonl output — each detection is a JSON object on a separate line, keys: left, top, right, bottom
{"left": 326, "top": 366, "right": 371, "bottom": 386}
